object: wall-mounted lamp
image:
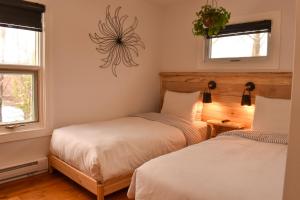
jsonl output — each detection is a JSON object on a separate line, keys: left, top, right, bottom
{"left": 241, "top": 82, "right": 255, "bottom": 106}
{"left": 203, "top": 81, "right": 217, "bottom": 103}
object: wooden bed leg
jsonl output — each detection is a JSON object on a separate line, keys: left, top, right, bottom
{"left": 48, "top": 157, "right": 53, "bottom": 174}
{"left": 48, "top": 165, "right": 54, "bottom": 174}
{"left": 97, "top": 185, "right": 104, "bottom": 200}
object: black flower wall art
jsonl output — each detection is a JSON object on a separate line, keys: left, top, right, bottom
{"left": 89, "top": 5, "right": 146, "bottom": 77}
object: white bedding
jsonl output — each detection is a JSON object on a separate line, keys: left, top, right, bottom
{"left": 50, "top": 115, "right": 207, "bottom": 182}
{"left": 128, "top": 132, "right": 287, "bottom": 200}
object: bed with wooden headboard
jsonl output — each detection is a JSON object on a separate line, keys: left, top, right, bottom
{"left": 160, "top": 72, "right": 292, "bottom": 128}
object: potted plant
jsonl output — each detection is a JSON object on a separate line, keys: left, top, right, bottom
{"left": 193, "top": 4, "right": 231, "bottom": 37}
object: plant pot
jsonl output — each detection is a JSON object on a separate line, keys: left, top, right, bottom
{"left": 203, "top": 17, "right": 214, "bottom": 28}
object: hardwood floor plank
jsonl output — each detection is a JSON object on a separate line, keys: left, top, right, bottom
{"left": 0, "top": 172, "right": 129, "bottom": 200}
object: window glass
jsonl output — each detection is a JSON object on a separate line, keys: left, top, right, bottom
{"left": 0, "top": 27, "right": 40, "bottom": 66}
{"left": 209, "top": 32, "right": 269, "bottom": 59}
{"left": 0, "top": 73, "right": 36, "bottom": 124}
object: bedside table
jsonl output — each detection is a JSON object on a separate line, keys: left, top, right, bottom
{"left": 206, "top": 119, "right": 244, "bottom": 138}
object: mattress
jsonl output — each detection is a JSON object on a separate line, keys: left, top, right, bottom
{"left": 128, "top": 130, "right": 287, "bottom": 200}
{"left": 50, "top": 114, "right": 207, "bottom": 182}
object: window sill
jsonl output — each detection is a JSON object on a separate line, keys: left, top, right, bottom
{"left": 0, "top": 126, "right": 52, "bottom": 144}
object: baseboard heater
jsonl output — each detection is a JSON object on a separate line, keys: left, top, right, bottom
{"left": 0, "top": 157, "right": 48, "bottom": 184}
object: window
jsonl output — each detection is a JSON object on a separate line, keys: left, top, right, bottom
{"left": 0, "top": 1, "right": 45, "bottom": 128}
{"left": 206, "top": 20, "right": 272, "bottom": 61}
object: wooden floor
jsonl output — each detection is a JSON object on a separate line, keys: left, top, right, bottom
{"left": 0, "top": 172, "right": 129, "bottom": 200}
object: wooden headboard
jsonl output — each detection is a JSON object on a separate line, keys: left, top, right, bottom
{"left": 160, "top": 72, "right": 293, "bottom": 128}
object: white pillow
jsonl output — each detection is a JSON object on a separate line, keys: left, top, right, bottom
{"left": 252, "top": 96, "right": 291, "bottom": 134}
{"left": 161, "top": 90, "right": 201, "bottom": 122}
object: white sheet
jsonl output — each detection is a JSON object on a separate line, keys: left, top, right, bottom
{"left": 128, "top": 134, "right": 287, "bottom": 200}
{"left": 50, "top": 116, "right": 207, "bottom": 182}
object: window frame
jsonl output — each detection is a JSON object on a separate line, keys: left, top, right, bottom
{"left": 204, "top": 20, "right": 272, "bottom": 62}
{"left": 0, "top": 29, "right": 44, "bottom": 132}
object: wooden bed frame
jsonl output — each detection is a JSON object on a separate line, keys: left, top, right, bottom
{"left": 48, "top": 154, "right": 132, "bottom": 200}
{"left": 49, "top": 72, "right": 292, "bottom": 200}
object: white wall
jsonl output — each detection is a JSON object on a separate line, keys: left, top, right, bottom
{"left": 283, "top": 0, "right": 300, "bottom": 199}
{"left": 160, "top": 0, "right": 296, "bottom": 72}
{"left": 0, "top": 137, "right": 50, "bottom": 167}
{"left": 0, "top": 0, "right": 163, "bottom": 168}
{"left": 49, "top": 0, "right": 163, "bottom": 127}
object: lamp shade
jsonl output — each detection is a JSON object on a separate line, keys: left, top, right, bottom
{"left": 203, "top": 92, "right": 212, "bottom": 103}
{"left": 241, "top": 82, "right": 255, "bottom": 106}
{"left": 241, "top": 93, "right": 252, "bottom": 106}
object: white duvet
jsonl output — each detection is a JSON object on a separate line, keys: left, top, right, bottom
{"left": 128, "top": 133, "right": 287, "bottom": 200}
{"left": 50, "top": 116, "right": 207, "bottom": 182}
